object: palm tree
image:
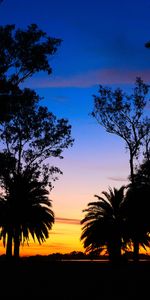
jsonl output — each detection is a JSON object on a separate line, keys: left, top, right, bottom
{"left": 0, "top": 168, "right": 54, "bottom": 258}
{"left": 81, "top": 186, "right": 125, "bottom": 262}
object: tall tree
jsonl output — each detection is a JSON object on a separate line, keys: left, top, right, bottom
{"left": 0, "top": 100, "right": 74, "bottom": 257}
{"left": 0, "top": 24, "right": 74, "bottom": 257}
{"left": 92, "top": 77, "right": 150, "bottom": 185}
{"left": 81, "top": 186, "right": 125, "bottom": 262}
{"left": 92, "top": 77, "right": 150, "bottom": 260}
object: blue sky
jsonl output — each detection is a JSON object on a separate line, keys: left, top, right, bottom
{"left": 0, "top": 0, "right": 150, "bottom": 254}
{"left": 0, "top": 0, "right": 150, "bottom": 209}
{"left": 1, "top": 0, "right": 150, "bottom": 76}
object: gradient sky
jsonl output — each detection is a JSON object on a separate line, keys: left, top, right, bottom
{"left": 0, "top": 0, "right": 150, "bottom": 256}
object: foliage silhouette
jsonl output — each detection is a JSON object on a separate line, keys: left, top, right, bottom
{"left": 0, "top": 92, "right": 73, "bottom": 257}
{"left": 134, "top": 157, "right": 150, "bottom": 186}
{"left": 0, "top": 23, "right": 61, "bottom": 83}
{"left": 145, "top": 40, "right": 150, "bottom": 49}
{"left": 92, "top": 77, "right": 150, "bottom": 261}
{"left": 0, "top": 102, "right": 74, "bottom": 178}
{"left": 92, "top": 77, "right": 149, "bottom": 185}
{"left": 0, "top": 166, "right": 54, "bottom": 258}
{"left": 0, "top": 23, "right": 61, "bottom": 121}
{"left": 123, "top": 183, "right": 150, "bottom": 260}
{"left": 81, "top": 186, "right": 125, "bottom": 262}
{"left": 0, "top": 24, "right": 74, "bottom": 257}
{"left": 122, "top": 157, "right": 150, "bottom": 260}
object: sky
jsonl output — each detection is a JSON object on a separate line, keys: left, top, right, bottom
{"left": 0, "top": 0, "right": 150, "bottom": 256}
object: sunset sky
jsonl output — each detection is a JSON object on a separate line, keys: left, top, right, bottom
{"left": 0, "top": 0, "right": 150, "bottom": 256}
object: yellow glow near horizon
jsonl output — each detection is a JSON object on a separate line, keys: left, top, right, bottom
{"left": 0, "top": 219, "right": 84, "bottom": 257}
{"left": 0, "top": 219, "right": 149, "bottom": 257}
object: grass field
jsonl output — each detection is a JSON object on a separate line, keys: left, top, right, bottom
{"left": 1, "top": 256, "right": 150, "bottom": 299}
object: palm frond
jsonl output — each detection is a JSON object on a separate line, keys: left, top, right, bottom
{"left": 81, "top": 186, "right": 125, "bottom": 257}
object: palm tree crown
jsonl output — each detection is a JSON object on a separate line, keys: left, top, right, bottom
{"left": 0, "top": 168, "right": 54, "bottom": 257}
{"left": 81, "top": 186, "right": 125, "bottom": 261}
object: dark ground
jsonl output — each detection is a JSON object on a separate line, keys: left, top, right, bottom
{"left": 0, "top": 256, "right": 150, "bottom": 299}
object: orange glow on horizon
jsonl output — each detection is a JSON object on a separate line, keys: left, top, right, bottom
{"left": 0, "top": 219, "right": 84, "bottom": 257}
{"left": 0, "top": 219, "right": 149, "bottom": 257}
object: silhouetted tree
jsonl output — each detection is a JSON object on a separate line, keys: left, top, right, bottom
{"left": 0, "top": 101, "right": 73, "bottom": 174}
{"left": 122, "top": 157, "right": 150, "bottom": 261}
{"left": 0, "top": 23, "right": 61, "bottom": 83}
{"left": 123, "top": 184, "right": 150, "bottom": 261}
{"left": 92, "top": 77, "right": 149, "bottom": 185}
{"left": 0, "top": 101, "right": 73, "bottom": 257}
{"left": 81, "top": 186, "right": 125, "bottom": 262}
{"left": 0, "top": 23, "right": 61, "bottom": 121}
{"left": 134, "top": 158, "right": 150, "bottom": 186}
{"left": 0, "top": 24, "right": 74, "bottom": 257}
{"left": 143, "top": 135, "right": 150, "bottom": 161}
{"left": 0, "top": 166, "right": 54, "bottom": 258}
{"left": 92, "top": 77, "right": 150, "bottom": 261}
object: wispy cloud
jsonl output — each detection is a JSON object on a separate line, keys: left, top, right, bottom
{"left": 107, "top": 176, "right": 128, "bottom": 182}
{"left": 27, "top": 68, "right": 150, "bottom": 88}
{"left": 56, "top": 217, "right": 80, "bottom": 225}
{"left": 51, "top": 95, "right": 70, "bottom": 102}
{"left": 50, "top": 231, "right": 65, "bottom": 235}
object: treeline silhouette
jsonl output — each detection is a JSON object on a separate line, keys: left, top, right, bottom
{"left": 0, "top": 22, "right": 149, "bottom": 266}
{"left": 0, "top": 250, "right": 149, "bottom": 262}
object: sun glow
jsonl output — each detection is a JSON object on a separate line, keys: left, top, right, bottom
{"left": 0, "top": 219, "right": 84, "bottom": 257}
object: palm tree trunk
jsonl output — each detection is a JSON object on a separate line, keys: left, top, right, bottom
{"left": 108, "top": 238, "right": 121, "bottom": 263}
{"left": 6, "top": 229, "right": 12, "bottom": 257}
{"left": 133, "top": 239, "right": 139, "bottom": 262}
{"left": 14, "top": 230, "right": 20, "bottom": 258}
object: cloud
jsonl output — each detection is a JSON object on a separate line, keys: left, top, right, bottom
{"left": 107, "top": 176, "right": 128, "bottom": 182}
{"left": 50, "top": 231, "right": 65, "bottom": 235}
{"left": 55, "top": 217, "right": 80, "bottom": 225}
{"left": 51, "top": 95, "right": 70, "bottom": 102}
{"left": 27, "top": 68, "right": 150, "bottom": 88}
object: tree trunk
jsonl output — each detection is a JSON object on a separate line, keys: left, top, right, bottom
{"left": 129, "top": 154, "right": 134, "bottom": 185}
{"left": 108, "top": 238, "right": 122, "bottom": 263}
{"left": 14, "top": 229, "right": 20, "bottom": 258}
{"left": 129, "top": 153, "right": 139, "bottom": 262}
{"left": 6, "top": 229, "right": 12, "bottom": 258}
{"left": 133, "top": 239, "right": 139, "bottom": 262}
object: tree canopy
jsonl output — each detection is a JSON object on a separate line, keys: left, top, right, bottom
{"left": 0, "top": 23, "right": 61, "bottom": 84}
{"left": 92, "top": 77, "right": 150, "bottom": 183}
{"left": 0, "top": 23, "right": 61, "bottom": 121}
